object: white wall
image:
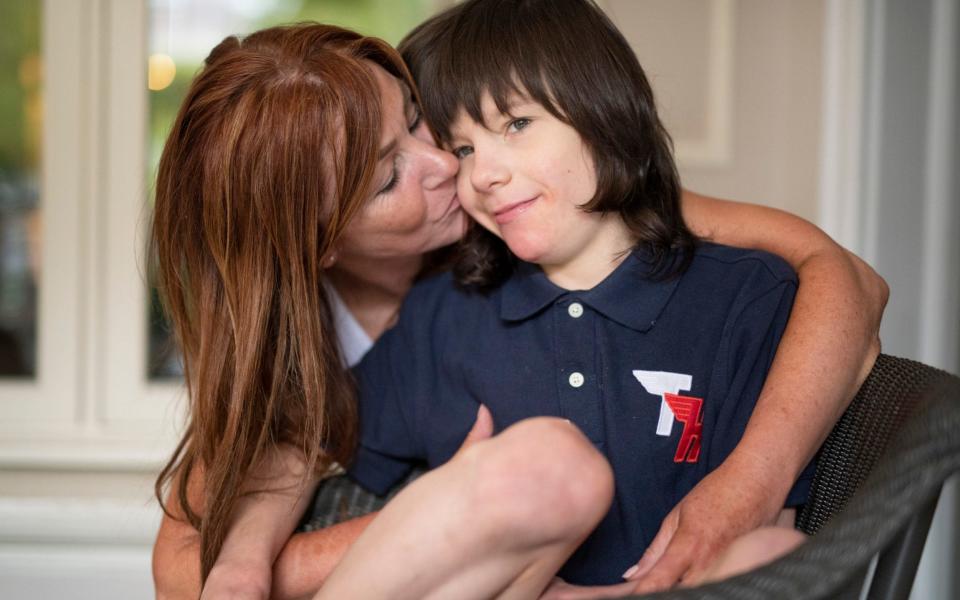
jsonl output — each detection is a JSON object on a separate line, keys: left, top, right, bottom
{"left": 607, "top": 0, "right": 827, "bottom": 220}
{"left": 820, "top": 0, "right": 960, "bottom": 598}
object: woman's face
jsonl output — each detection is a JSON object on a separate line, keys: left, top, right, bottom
{"left": 336, "top": 64, "right": 464, "bottom": 263}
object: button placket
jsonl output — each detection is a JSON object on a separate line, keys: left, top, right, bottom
{"left": 555, "top": 298, "right": 602, "bottom": 442}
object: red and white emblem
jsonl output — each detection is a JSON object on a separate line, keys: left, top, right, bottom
{"left": 633, "top": 370, "right": 704, "bottom": 463}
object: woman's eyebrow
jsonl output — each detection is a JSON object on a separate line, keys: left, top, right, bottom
{"left": 378, "top": 139, "right": 397, "bottom": 160}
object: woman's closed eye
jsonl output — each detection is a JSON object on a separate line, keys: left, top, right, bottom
{"left": 377, "top": 158, "right": 399, "bottom": 196}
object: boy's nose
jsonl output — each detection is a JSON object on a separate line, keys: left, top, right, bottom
{"left": 469, "top": 151, "right": 510, "bottom": 192}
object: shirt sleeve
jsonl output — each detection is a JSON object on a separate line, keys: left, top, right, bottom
{"left": 708, "top": 270, "right": 810, "bottom": 506}
{"left": 347, "top": 296, "right": 432, "bottom": 496}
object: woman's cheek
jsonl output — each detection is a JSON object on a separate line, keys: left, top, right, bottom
{"left": 380, "top": 192, "right": 429, "bottom": 234}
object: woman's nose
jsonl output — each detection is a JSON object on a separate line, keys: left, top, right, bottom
{"left": 420, "top": 138, "right": 459, "bottom": 191}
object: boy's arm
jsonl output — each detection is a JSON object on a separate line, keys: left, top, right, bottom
{"left": 623, "top": 191, "right": 887, "bottom": 592}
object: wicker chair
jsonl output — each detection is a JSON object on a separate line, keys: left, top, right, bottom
{"left": 301, "top": 354, "right": 960, "bottom": 599}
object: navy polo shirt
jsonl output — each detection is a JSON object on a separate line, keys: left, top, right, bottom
{"left": 348, "top": 242, "right": 808, "bottom": 585}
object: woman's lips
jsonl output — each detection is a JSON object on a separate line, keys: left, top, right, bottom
{"left": 494, "top": 197, "right": 538, "bottom": 225}
{"left": 446, "top": 194, "right": 461, "bottom": 215}
{"left": 437, "top": 192, "right": 462, "bottom": 221}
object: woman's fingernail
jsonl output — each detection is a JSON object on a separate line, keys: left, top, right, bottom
{"left": 622, "top": 565, "right": 640, "bottom": 580}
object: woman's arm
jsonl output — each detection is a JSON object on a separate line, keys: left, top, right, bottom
{"left": 682, "top": 190, "right": 886, "bottom": 426}
{"left": 153, "top": 448, "right": 372, "bottom": 600}
{"left": 154, "top": 407, "right": 496, "bottom": 599}
{"left": 154, "top": 502, "right": 374, "bottom": 600}
{"left": 624, "top": 190, "right": 888, "bottom": 592}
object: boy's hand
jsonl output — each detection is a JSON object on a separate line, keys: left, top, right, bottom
{"left": 200, "top": 557, "right": 272, "bottom": 600}
{"left": 451, "top": 404, "right": 495, "bottom": 460}
{"left": 623, "top": 458, "right": 784, "bottom": 593}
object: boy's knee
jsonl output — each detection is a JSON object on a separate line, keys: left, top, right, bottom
{"left": 463, "top": 417, "right": 614, "bottom": 542}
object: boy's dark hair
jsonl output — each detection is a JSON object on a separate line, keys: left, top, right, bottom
{"left": 400, "top": 0, "right": 697, "bottom": 291}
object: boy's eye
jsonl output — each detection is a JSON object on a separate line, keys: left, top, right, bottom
{"left": 507, "top": 118, "right": 531, "bottom": 133}
{"left": 452, "top": 145, "right": 474, "bottom": 159}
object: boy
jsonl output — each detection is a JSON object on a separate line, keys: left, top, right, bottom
{"left": 348, "top": 0, "right": 810, "bottom": 586}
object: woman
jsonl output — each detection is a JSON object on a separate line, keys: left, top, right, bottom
{"left": 152, "top": 18, "right": 886, "bottom": 600}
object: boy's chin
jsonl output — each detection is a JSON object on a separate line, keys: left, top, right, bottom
{"left": 503, "top": 240, "right": 547, "bottom": 265}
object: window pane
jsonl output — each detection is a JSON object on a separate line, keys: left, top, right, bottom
{"left": 146, "top": 0, "right": 439, "bottom": 379}
{"left": 0, "top": 1, "right": 41, "bottom": 378}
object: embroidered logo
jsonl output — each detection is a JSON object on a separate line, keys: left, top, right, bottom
{"left": 663, "top": 393, "right": 703, "bottom": 463}
{"left": 632, "top": 370, "right": 703, "bottom": 463}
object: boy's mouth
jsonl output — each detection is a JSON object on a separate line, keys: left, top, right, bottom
{"left": 493, "top": 196, "right": 539, "bottom": 225}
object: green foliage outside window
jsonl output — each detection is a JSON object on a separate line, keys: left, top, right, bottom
{"left": 0, "top": 0, "right": 41, "bottom": 377}
{"left": 0, "top": 0, "right": 41, "bottom": 173}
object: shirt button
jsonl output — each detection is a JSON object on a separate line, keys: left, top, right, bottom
{"left": 569, "top": 372, "right": 585, "bottom": 388}
{"left": 568, "top": 302, "right": 584, "bottom": 318}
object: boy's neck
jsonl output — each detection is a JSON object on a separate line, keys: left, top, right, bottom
{"left": 540, "top": 217, "right": 636, "bottom": 291}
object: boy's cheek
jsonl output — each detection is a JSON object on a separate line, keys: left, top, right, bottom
{"left": 454, "top": 187, "right": 481, "bottom": 220}
{"left": 463, "top": 208, "right": 503, "bottom": 239}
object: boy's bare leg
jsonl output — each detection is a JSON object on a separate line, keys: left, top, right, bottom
{"left": 697, "top": 510, "right": 806, "bottom": 584}
{"left": 315, "top": 417, "right": 614, "bottom": 600}
{"left": 537, "top": 511, "right": 807, "bottom": 600}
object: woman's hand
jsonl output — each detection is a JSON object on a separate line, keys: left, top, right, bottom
{"left": 622, "top": 454, "right": 780, "bottom": 592}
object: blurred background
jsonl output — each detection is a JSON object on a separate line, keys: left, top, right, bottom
{"left": 0, "top": 0, "right": 956, "bottom": 597}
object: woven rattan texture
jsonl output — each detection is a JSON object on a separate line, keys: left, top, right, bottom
{"left": 796, "top": 354, "right": 953, "bottom": 535}
{"left": 299, "top": 469, "right": 420, "bottom": 532}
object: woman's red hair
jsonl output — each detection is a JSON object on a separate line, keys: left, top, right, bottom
{"left": 151, "top": 23, "right": 415, "bottom": 582}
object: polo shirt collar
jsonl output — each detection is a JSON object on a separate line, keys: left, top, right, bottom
{"left": 498, "top": 248, "right": 682, "bottom": 332}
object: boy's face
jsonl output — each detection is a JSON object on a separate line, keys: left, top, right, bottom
{"left": 448, "top": 92, "right": 620, "bottom": 278}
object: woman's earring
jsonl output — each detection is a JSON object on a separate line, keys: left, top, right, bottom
{"left": 323, "top": 251, "right": 338, "bottom": 268}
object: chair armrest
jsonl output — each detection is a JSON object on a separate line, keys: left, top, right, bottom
{"left": 626, "top": 372, "right": 960, "bottom": 600}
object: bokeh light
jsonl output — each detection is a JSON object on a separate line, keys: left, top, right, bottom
{"left": 148, "top": 53, "right": 176, "bottom": 91}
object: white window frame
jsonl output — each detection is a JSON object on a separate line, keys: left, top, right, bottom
{"left": 0, "top": 0, "right": 182, "bottom": 472}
